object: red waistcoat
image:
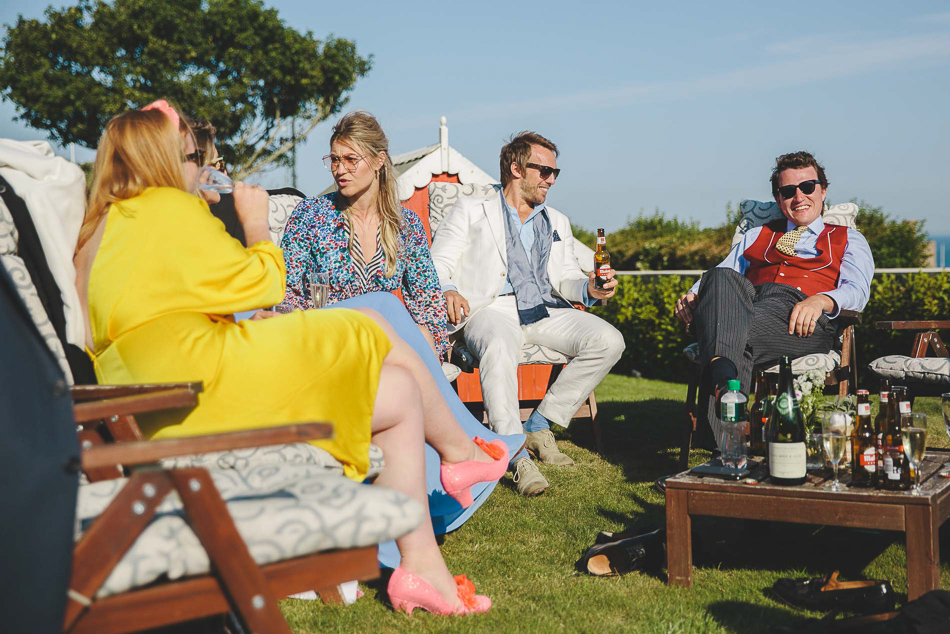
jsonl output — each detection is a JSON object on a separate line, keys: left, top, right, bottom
{"left": 743, "top": 219, "right": 848, "bottom": 296}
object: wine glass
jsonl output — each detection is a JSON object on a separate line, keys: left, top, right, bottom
{"left": 942, "top": 393, "right": 950, "bottom": 470}
{"left": 902, "top": 422, "right": 927, "bottom": 495}
{"left": 196, "top": 165, "right": 234, "bottom": 194}
{"left": 308, "top": 271, "right": 330, "bottom": 309}
{"left": 821, "top": 411, "right": 848, "bottom": 491}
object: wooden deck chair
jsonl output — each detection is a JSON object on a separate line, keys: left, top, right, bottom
{"left": 868, "top": 320, "right": 950, "bottom": 398}
{"left": 66, "top": 391, "right": 423, "bottom": 633}
{"left": 678, "top": 200, "right": 863, "bottom": 468}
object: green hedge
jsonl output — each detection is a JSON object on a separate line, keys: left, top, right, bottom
{"left": 592, "top": 272, "right": 950, "bottom": 384}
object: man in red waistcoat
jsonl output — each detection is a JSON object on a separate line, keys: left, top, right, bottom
{"left": 673, "top": 151, "right": 873, "bottom": 444}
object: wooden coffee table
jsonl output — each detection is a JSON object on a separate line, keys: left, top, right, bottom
{"left": 665, "top": 450, "right": 950, "bottom": 599}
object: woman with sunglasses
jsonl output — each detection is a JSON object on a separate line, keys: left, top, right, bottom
{"left": 73, "top": 100, "right": 508, "bottom": 615}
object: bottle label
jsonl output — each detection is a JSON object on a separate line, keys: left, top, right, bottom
{"left": 723, "top": 401, "right": 736, "bottom": 421}
{"left": 775, "top": 393, "right": 797, "bottom": 416}
{"left": 858, "top": 403, "right": 870, "bottom": 416}
{"left": 899, "top": 401, "right": 911, "bottom": 414}
{"left": 769, "top": 442, "right": 806, "bottom": 479}
{"left": 884, "top": 454, "right": 895, "bottom": 478}
{"left": 597, "top": 236, "right": 606, "bottom": 245}
{"left": 860, "top": 447, "right": 876, "bottom": 472}
{"left": 597, "top": 265, "right": 610, "bottom": 278}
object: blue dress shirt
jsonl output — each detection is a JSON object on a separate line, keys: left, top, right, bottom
{"left": 688, "top": 216, "right": 873, "bottom": 317}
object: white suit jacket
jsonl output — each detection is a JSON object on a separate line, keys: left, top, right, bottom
{"left": 430, "top": 192, "right": 590, "bottom": 334}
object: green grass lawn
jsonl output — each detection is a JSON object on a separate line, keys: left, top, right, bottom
{"left": 280, "top": 375, "right": 950, "bottom": 633}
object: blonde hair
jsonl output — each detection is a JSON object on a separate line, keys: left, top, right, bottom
{"left": 330, "top": 111, "right": 402, "bottom": 278}
{"left": 78, "top": 107, "right": 193, "bottom": 250}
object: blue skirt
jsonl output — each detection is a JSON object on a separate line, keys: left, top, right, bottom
{"left": 330, "top": 293, "right": 525, "bottom": 568}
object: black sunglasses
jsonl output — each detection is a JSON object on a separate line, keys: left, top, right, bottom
{"left": 778, "top": 179, "right": 821, "bottom": 200}
{"left": 525, "top": 162, "right": 560, "bottom": 180}
{"left": 184, "top": 149, "right": 205, "bottom": 166}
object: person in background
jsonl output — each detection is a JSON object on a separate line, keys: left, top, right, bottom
{"left": 278, "top": 111, "right": 450, "bottom": 358}
{"left": 430, "top": 131, "right": 625, "bottom": 496}
{"left": 73, "top": 100, "right": 507, "bottom": 615}
{"left": 674, "top": 151, "right": 873, "bottom": 445}
{"left": 260, "top": 110, "right": 526, "bottom": 546}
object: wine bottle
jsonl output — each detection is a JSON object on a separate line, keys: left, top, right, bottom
{"left": 851, "top": 389, "right": 876, "bottom": 488}
{"left": 768, "top": 356, "right": 806, "bottom": 485}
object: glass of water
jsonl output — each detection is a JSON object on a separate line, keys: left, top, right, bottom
{"left": 197, "top": 165, "right": 234, "bottom": 194}
{"left": 308, "top": 272, "right": 330, "bottom": 309}
{"left": 821, "top": 411, "right": 848, "bottom": 491}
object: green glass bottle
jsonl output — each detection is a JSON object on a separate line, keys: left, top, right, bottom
{"left": 768, "top": 356, "right": 807, "bottom": 485}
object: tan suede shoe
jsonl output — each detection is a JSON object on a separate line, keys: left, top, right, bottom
{"left": 525, "top": 429, "right": 575, "bottom": 466}
{"left": 512, "top": 457, "right": 549, "bottom": 496}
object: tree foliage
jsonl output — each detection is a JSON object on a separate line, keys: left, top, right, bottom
{"left": 0, "top": 0, "right": 371, "bottom": 178}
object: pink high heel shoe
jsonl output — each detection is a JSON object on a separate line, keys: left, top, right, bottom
{"left": 388, "top": 566, "right": 491, "bottom": 615}
{"left": 440, "top": 437, "right": 509, "bottom": 508}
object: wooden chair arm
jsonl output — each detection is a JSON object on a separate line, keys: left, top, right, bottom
{"left": 73, "top": 387, "right": 201, "bottom": 424}
{"left": 835, "top": 310, "right": 862, "bottom": 328}
{"left": 71, "top": 382, "right": 204, "bottom": 402}
{"left": 81, "top": 422, "right": 333, "bottom": 471}
{"left": 874, "top": 320, "right": 950, "bottom": 330}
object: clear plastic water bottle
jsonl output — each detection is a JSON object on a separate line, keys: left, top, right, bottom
{"left": 720, "top": 379, "right": 749, "bottom": 469}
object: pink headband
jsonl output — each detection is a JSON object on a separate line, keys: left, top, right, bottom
{"left": 141, "top": 99, "right": 180, "bottom": 131}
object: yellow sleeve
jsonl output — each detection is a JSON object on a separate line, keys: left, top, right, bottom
{"left": 123, "top": 188, "right": 286, "bottom": 317}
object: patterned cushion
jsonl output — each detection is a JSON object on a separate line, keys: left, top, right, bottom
{"left": 76, "top": 463, "right": 423, "bottom": 598}
{"left": 1, "top": 254, "right": 73, "bottom": 381}
{"left": 160, "top": 442, "right": 385, "bottom": 480}
{"left": 733, "top": 200, "right": 858, "bottom": 248}
{"left": 268, "top": 194, "right": 304, "bottom": 245}
{"left": 681, "top": 342, "right": 839, "bottom": 374}
{"left": 0, "top": 195, "right": 16, "bottom": 255}
{"left": 868, "top": 355, "right": 950, "bottom": 386}
{"left": 428, "top": 182, "right": 500, "bottom": 234}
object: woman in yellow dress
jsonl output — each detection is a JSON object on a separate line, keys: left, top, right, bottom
{"left": 73, "top": 101, "right": 507, "bottom": 615}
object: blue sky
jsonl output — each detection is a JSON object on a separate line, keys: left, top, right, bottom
{"left": 2, "top": 1, "right": 949, "bottom": 234}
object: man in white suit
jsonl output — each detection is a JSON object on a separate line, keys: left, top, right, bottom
{"left": 431, "top": 132, "right": 624, "bottom": 496}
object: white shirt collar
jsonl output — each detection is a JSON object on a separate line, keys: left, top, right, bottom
{"left": 785, "top": 214, "right": 825, "bottom": 235}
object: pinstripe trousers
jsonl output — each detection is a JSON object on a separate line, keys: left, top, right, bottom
{"left": 693, "top": 268, "right": 837, "bottom": 445}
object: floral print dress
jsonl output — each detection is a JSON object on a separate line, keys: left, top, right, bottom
{"left": 279, "top": 193, "right": 451, "bottom": 357}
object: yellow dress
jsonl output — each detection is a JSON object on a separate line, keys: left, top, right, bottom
{"left": 87, "top": 187, "right": 391, "bottom": 481}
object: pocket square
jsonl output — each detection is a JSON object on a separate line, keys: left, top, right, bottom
{"left": 552, "top": 230, "right": 561, "bottom": 242}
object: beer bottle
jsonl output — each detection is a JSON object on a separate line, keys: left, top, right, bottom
{"left": 768, "top": 356, "right": 807, "bottom": 485}
{"left": 883, "top": 387, "right": 911, "bottom": 491}
{"left": 749, "top": 374, "right": 769, "bottom": 456}
{"left": 875, "top": 390, "right": 888, "bottom": 489}
{"left": 896, "top": 386, "right": 914, "bottom": 486}
{"left": 594, "top": 228, "right": 611, "bottom": 290}
{"left": 851, "top": 389, "right": 876, "bottom": 488}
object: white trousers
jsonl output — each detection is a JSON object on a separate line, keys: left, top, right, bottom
{"left": 462, "top": 296, "right": 625, "bottom": 436}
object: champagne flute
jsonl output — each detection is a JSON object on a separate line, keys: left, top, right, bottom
{"left": 196, "top": 165, "right": 234, "bottom": 194}
{"left": 942, "top": 393, "right": 950, "bottom": 470}
{"left": 902, "top": 423, "right": 927, "bottom": 495}
{"left": 821, "top": 411, "right": 848, "bottom": 491}
{"left": 308, "top": 271, "right": 330, "bottom": 309}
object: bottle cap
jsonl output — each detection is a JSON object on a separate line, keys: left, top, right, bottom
{"left": 727, "top": 379, "right": 741, "bottom": 390}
